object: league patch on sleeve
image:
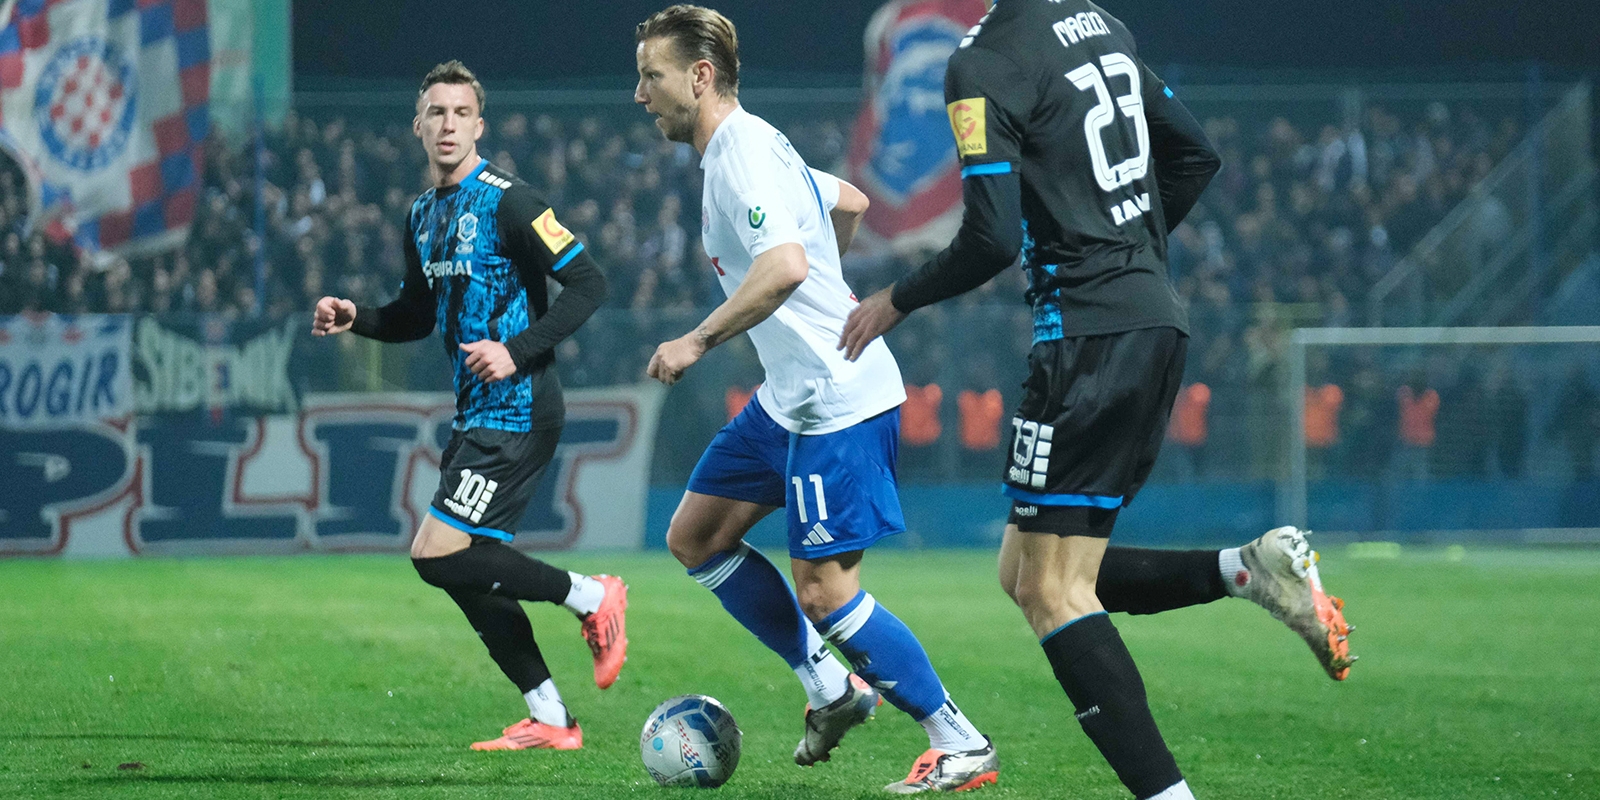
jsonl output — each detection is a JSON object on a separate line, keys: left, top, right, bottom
{"left": 947, "top": 97, "right": 988, "bottom": 157}
{"left": 533, "top": 208, "right": 576, "bottom": 254}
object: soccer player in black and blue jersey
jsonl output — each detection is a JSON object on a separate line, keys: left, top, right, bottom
{"left": 841, "top": 2, "right": 1355, "bottom": 797}
{"left": 311, "top": 61, "right": 626, "bottom": 752}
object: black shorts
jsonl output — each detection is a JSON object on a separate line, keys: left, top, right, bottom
{"left": 430, "top": 426, "right": 561, "bottom": 541}
{"left": 1003, "top": 327, "right": 1187, "bottom": 538}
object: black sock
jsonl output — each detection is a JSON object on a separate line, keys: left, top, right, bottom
{"left": 412, "top": 537, "right": 572, "bottom": 604}
{"left": 1097, "top": 547, "right": 1226, "bottom": 615}
{"left": 444, "top": 589, "right": 551, "bottom": 694}
{"left": 1041, "top": 613, "right": 1182, "bottom": 800}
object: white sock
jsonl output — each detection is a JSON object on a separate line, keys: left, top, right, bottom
{"left": 563, "top": 572, "right": 605, "bottom": 617}
{"left": 1219, "top": 548, "right": 1251, "bottom": 597}
{"left": 523, "top": 678, "right": 569, "bottom": 727}
{"left": 920, "top": 696, "right": 987, "bottom": 752}
{"left": 795, "top": 627, "right": 852, "bottom": 708}
{"left": 1147, "top": 779, "right": 1196, "bottom": 799}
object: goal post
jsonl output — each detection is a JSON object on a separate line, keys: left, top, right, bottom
{"left": 1281, "top": 326, "right": 1600, "bottom": 539}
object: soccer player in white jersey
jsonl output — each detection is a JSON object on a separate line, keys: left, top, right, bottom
{"left": 634, "top": 5, "right": 997, "bottom": 793}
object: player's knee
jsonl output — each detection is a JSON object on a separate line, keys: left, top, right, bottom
{"left": 1010, "top": 574, "right": 1094, "bottom": 620}
{"left": 1007, "top": 575, "right": 1049, "bottom": 613}
{"left": 411, "top": 554, "right": 447, "bottom": 588}
{"left": 665, "top": 523, "right": 712, "bottom": 568}
{"left": 793, "top": 583, "right": 841, "bottom": 623}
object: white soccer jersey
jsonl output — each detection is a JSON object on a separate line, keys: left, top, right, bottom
{"left": 699, "top": 107, "right": 905, "bottom": 435}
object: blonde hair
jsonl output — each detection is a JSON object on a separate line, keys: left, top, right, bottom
{"left": 636, "top": 5, "right": 740, "bottom": 97}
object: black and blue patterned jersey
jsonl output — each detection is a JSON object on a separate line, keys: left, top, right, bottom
{"left": 363, "top": 159, "right": 590, "bottom": 432}
{"left": 890, "top": 0, "right": 1220, "bottom": 342}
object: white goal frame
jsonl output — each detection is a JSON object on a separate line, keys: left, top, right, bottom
{"left": 1281, "top": 326, "right": 1600, "bottom": 534}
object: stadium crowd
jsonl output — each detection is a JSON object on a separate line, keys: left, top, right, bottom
{"left": 0, "top": 96, "right": 1592, "bottom": 481}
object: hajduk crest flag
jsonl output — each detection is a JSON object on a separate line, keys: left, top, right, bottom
{"left": 0, "top": 0, "right": 209, "bottom": 254}
{"left": 847, "top": 0, "right": 987, "bottom": 256}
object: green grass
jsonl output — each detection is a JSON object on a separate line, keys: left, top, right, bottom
{"left": 2, "top": 548, "right": 1597, "bottom": 799}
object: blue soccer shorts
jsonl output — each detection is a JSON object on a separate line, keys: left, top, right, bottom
{"left": 686, "top": 395, "right": 906, "bottom": 560}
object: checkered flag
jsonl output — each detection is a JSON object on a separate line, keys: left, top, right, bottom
{"left": 0, "top": 0, "right": 210, "bottom": 254}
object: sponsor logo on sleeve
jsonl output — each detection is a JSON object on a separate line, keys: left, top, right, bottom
{"left": 747, "top": 206, "right": 766, "bottom": 229}
{"left": 947, "top": 97, "right": 988, "bottom": 157}
{"left": 533, "top": 207, "right": 576, "bottom": 254}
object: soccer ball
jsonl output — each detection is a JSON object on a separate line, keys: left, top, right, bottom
{"left": 639, "top": 694, "right": 742, "bottom": 788}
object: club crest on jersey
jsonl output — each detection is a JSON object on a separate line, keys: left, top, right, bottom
{"left": 533, "top": 207, "right": 575, "bottom": 254}
{"left": 948, "top": 98, "right": 988, "bottom": 157}
{"left": 747, "top": 206, "right": 766, "bottom": 229}
{"left": 455, "top": 212, "right": 478, "bottom": 254}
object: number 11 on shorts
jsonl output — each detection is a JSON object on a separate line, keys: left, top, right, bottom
{"left": 792, "top": 474, "right": 829, "bottom": 523}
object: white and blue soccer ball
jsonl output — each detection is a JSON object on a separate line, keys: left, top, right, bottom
{"left": 640, "top": 694, "right": 742, "bottom": 788}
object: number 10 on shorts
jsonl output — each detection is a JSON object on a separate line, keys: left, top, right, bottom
{"left": 792, "top": 474, "right": 829, "bottom": 523}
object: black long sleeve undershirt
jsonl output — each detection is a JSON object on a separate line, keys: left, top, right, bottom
{"left": 891, "top": 171, "right": 1023, "bottom": 314}
{"left": 503, "top": 248, "right": 607, "bottom": 372}
{"left": 1144, "top": 84, "right": 1222, "bottom": 234}
{"left": 350, "top": 252, "right": 434, "bottom": 343}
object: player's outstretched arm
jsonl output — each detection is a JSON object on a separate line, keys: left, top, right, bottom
{"left": 647, "top": 242, "right": 808, "bottom": 385}
{"left": 838, "top": 170, "right": 1022, "bottom": 361}
{"left": 311, "top": 296, "right": 357, "bottom": 336}
{"left": 840, "top": 44, "right": 1028, "bottom": 361}
{"left": 341, "top": 229, "right": 437, "bottom": 343}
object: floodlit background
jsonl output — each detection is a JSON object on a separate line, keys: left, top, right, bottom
{"left": 1, "top": 1, "right": 1596, "bottom": 797}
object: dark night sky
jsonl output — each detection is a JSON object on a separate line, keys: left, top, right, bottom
{"left": 293, "top": 1, "right": 1598, "bottom": 85}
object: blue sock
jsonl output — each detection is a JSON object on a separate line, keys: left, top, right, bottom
{"left": 815, "top": 590, "right": 948, "bottom": 720}
{"left": 690, "top": 542, "right": 849, "bottom": 707}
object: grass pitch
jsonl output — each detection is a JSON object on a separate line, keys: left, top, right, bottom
{"left": 1, "top": 547, "right": 1597, "bottom": 799}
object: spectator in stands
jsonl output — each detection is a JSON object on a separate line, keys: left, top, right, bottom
{"left": 1432, "top": 362, "right": 1490, "bottom": 478}
{"left": 1548, "top": 364, "right": 1599, "bottom": 480}
{"left": 0, "top": 97, "right": 1543, "bottom": 492}
{"left": 1167, "top": 381, "right": 1212, "bottom": 481}
{"left": 1340, "top": 358, "right": 1396, "bottom": 480}
{"left": 1304, "top": 379, "right": 1344, "bottom": 477}
{"left": 1396, "top": 369, "right": 1440, "bottom": 480}
{"left": 958, "top": 388, "right": 1003, "bottom": 449}
{"left": 901, "top": 384, "right": 943, "bottom": 448}
{"left": 1489, "top": 361, "right": 1529, "bottom": 478}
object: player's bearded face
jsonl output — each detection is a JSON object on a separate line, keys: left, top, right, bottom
{"left": 414, "top": 83, "right": 483, "bottom": 170}
{"left": 635, "top": 39, "right": 698, "bottom": 144}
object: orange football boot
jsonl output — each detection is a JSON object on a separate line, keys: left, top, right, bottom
{"left": 580, "top": 574, "right": 629, "bottom": 689}
{"left": 470, "top": 717, "right": 582, "bottom": 751}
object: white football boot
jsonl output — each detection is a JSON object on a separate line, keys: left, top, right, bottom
{"left": 794, "top": 673, "right": 879, "bottom": 766}
{"left": 884, "top": 736, "right": 999, "bottom": 793}
{"left": 1240, "top": 526, "right": 1356, "bottom": 680}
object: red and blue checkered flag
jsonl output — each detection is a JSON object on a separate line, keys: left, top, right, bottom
{"left": 0, "top": 0, "right": 208, "bottom": 254}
